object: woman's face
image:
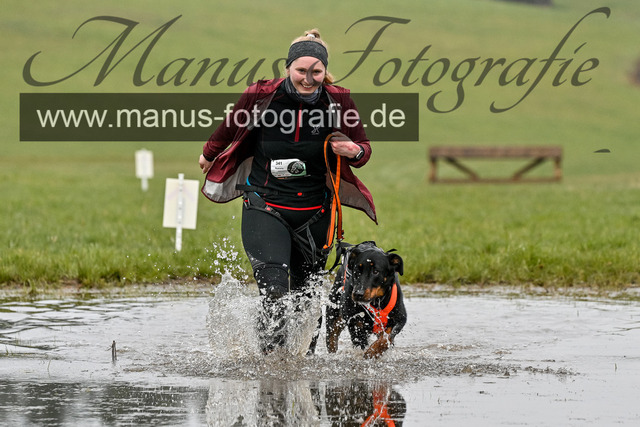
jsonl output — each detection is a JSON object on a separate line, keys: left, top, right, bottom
{"left": 287, "top": 56, "right": 326, "bottom": 94}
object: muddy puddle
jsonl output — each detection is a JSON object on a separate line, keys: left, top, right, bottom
{"left": 1, "top": 278, "right": 639, "bottom": 426}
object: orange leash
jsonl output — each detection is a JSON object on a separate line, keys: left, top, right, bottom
{"left": 323, "top": 133, "right": 343, "bottom": 249}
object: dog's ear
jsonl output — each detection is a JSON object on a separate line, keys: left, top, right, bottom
{"left": 347, "top": 248, "right": 360, "bottom": 268}
{"left": 388, "top": 253, "right": 404, "bottom": 276}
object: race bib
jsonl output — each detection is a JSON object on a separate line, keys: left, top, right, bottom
{"left": 271, "top": 159, "right": 307, "bottom": 179}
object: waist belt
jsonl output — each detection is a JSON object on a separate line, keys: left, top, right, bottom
{"left": 235, "top": 183, "right": 326, "bottom": 198}
{"left": 242, "top": 191, "right": 331, "bottom": 268}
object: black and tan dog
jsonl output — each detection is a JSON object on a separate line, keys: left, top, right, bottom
{"left": 325, "top": 241, "right": 407, "bottom": 358}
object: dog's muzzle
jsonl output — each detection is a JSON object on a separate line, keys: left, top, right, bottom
{"left": 351, "top": 286, "right": 369, "bottom": 303}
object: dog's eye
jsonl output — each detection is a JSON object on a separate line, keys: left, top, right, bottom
{"left": 373, "top": 269, "right": 379, "bottom": 275}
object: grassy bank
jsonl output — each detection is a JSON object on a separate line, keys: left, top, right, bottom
{"left": 2, "top": 0, "right": 639, "bottom": 290}
{"left": 2, "top": 144, "right": 639, "bottom": 289}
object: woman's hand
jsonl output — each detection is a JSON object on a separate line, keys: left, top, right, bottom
{"left": 329, "top": 131, "right": 362, "bottom": 159}
{"left": 199, "top": 154, "right": 213, "bottom": 174}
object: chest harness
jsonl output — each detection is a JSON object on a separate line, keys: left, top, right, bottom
{"left": 365, "top": 282, "right": 398, "bottom": 334}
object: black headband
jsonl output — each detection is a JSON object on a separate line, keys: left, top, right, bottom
{"left": 286, "top": 40, "right": 328, "bottom": 68}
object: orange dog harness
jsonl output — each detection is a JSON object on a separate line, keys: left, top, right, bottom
{"left": 365, "top": 283, "right": 398, "bottom": 334}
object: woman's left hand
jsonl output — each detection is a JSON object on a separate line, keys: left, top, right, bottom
{"left": 329, "top": 131, "right": 362, "bottom": 159}
{"left": 199, "top": 154, "right": 213, "bottom": 174}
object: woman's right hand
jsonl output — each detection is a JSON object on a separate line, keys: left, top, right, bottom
{"left": 329, "top": 131, "right": 362, "bottom": 159}
{"left": 199, "top": 154, "right": 213, "bottom": 174}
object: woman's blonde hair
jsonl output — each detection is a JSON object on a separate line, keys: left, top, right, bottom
{"left": 289, "top": 29, "right": 334, "bottom": 84}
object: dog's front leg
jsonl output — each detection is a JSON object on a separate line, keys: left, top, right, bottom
{"left": 326, "top": 315, "right": 345, "bottom": 353}
{"left": 364, "top": 327, "right": 393, "bottom": 359}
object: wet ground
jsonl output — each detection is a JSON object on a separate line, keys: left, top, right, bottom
{"left": 1, "top": 279, "right": 639, "bottom": 426}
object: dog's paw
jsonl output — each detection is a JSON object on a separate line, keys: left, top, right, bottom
{"left": 364, "top": 336, "right": 390, "bottom": 359}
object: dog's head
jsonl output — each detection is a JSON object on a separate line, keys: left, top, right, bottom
{"left": 346, "top": 242, "right": 403, "bottom": 304}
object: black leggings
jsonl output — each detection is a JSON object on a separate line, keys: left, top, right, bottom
{"left": 241, "top": 193, "right": 332, "bottom": 298}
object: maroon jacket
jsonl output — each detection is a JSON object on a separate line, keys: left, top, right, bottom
{"left": 201, "top": 78, "right": 377, "bottom": 223}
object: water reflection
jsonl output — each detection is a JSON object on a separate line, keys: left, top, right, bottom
{"left": 0, "top": 377, "right": 406, "bottom": 426}
{"left": 321, "top": 381, "right": 406, "bottom": 427}
{"left": 0, "top": 380, "right": 209, "bottom": 426}
{"left": 206, "top": 379, "right": 406, "bottom": 426}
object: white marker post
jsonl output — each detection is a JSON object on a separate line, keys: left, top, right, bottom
{"left": 135, "top": 149, "right": 154, "bottom": 191}
{"left": 163, "top": 174, "right": 199, "bottom": 251}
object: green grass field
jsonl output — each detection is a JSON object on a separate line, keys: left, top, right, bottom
{"left": 2, "top": 0, "right": 639, "bottom": 291}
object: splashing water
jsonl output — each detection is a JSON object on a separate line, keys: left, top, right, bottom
{"left": 202, "top": 240, "right": 525, "bottom": 382}
{"left": 207, "top": 237, "right": 247, "bottom": 279}
{"left": 206, "top": 273, "right": 262, "bottom": 360}
{"left": 203, "top": 274, "right": 489, "bottom": 383}
{"left": 206, "top": 272, "right": 328, "bottom": 375}
{"left": 206, "top": 237, "right": 327, "bottom": 375}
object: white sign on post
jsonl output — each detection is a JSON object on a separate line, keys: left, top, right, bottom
{"left": 135, "top": 149, "right": 154, "bottom": 191}
{"left": 162, "top": 174, "right": 199, "bottom": 251}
